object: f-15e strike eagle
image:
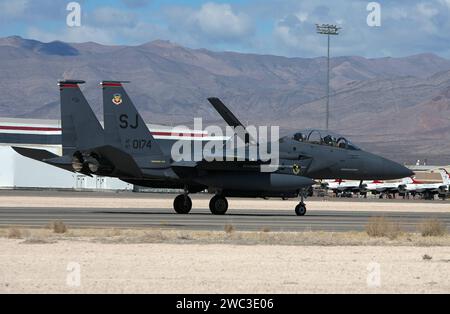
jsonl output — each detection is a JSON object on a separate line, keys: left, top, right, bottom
{"left": 13, "top": 80, "right": 413, "bottom": 216}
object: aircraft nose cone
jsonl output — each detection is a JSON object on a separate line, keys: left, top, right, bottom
{"left": 393, "top": 164, "right": 414, "bottom": 179}
{"left": 381, "top": 158, "right": 414, "bottom": 179}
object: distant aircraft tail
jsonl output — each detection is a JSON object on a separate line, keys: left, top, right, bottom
{"left": 101, "top": 81, "right": 167, "bottom": 167}
{"left": 59, "top": 80, "right": 104, "bottom": 156}
{"left": 401, "top": 177, "right": 413, "bottom": 184}
{"left": 439, "top": 168, "right": 450, "bottom": 185}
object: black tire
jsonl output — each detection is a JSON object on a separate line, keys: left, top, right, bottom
{"left": 209, "top": 195, "right": 228, "bottom": 215}
{"left": 173, "top": 195, "right": 192, "bottom": 214}
{"left": 295, "top": 204, "right": 306, "bottom": 216}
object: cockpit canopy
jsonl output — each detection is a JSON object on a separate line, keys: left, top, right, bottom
{"left": 290, "top": 129, "right": 360, "bottom": 150}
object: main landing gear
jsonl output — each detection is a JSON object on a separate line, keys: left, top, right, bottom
{"left": 173, "top": 189, "right": 229, "bottom": 215}
{"left": 173, "top": 189, "right": 192, "bottom": 214}
{"left": 209, "top": 195, "right": 229, "bottom": 215}
{"left": 295, "top": 189, "right": 307, "bottom": 216}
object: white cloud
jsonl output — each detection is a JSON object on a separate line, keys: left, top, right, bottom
{"left": 438, "top": 0, "right": 450, "bottom": 9}
{"left": 416, "top": 2, "right": 439, "bottom": 17}
{"left": 295, "top": 12, "right": 309, "bottom": 23}
{"left": 274, "top": 24, "right": 299, "bottom": 48}
{"left": 92, "top": 7, "right": 138, "bottom": 28}
{"left": 188, "top": 2, "right": 253, "bottom": 40}
{"left": 0, "top": 0, "right": 29, "bottom": 17}
{"left": 121, "top": 0, "right": 151, "bottom": 8}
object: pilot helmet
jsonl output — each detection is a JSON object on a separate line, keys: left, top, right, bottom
{"left": 293, "top": 133, "right": 305, "bottom": 142}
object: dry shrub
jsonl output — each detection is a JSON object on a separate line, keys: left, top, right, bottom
{"left": 21, "top": 237, "right": 56, "bottom": 244}
{"left": 48, "top": 221, "right": 67, "bottom": 234}
{"left": 261, "top": 227, "right": 271, "bottom": 233}
{"left": 106, "top": 229, "right": 122, "bottom": 237}
{"left": 142, "top": 230, "right": 167, "bottom": 242}
{"left": 422, "top": 254, "right": 433, "bottom": 260}
{"left": 8, "top": 228, "right": 22, "bottom": 239}
{"left": 366, "top": 217, "right": 402, "bottom": 239}
{"left": 224, "top": 224, "right": 235, "bottom": 234}
{"left": 419, "top": 219, "right": 447, "bottom": 237}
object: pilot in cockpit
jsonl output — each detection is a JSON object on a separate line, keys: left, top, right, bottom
{"left": 323, "top": 135, "right": 337, "bottom": 146}
{"left": 293, "top": 132, "right": 306, "bottom": 142}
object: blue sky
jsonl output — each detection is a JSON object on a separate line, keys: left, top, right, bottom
{"left": 1, "top": 0, "right": 450, "bottom": 58}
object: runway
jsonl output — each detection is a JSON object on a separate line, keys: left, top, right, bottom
{"left": 1, "top": 206, "right": 449, "bottom": 232}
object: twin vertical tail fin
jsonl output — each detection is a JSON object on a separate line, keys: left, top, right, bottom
{"left": 101, "top": 81, "right": 166, "bottom": 163}
{"left": 59, "top": 80, "right": 104, "bottom": 156}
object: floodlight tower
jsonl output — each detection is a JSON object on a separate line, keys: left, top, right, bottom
{"left": 316, "top": 24, "right": 341, "bottom": 130}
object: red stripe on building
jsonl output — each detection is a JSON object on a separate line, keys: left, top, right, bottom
{"left": 0, "top": 125, "right": 62, "bottom": 132}
{"left": 152, "top": 131, "right": 205, "bottom": 138}
{"left": 0, "top": 125, "right": 207, "bottom": 137}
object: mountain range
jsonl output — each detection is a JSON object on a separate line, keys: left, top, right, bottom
{"left": 0, "top": 35, "right": 449, "bottom": 164}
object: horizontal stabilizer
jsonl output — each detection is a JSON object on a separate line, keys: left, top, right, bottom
{"left": 12, "top": 146, "right": 58, "bottom": 161}
{"left": 12, "top": 146, "right": 75, "bottom": 173}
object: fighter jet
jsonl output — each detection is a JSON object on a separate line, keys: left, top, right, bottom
{"left": 321, "top": 179, "right": 366, "bottom": 197}
{"left": 398, "top": 169, "right": 450, "bottom": 200}
{"left": 13, "top": 81, "right": 413, "bottom": 216}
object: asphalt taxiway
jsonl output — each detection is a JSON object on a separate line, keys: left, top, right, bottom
{"left": 0, "top": 206, "right": 449, "bottom": 232}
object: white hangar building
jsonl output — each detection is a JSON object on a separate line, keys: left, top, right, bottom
{"left": 0, "top": 117, "right": 211, "bottom": 190}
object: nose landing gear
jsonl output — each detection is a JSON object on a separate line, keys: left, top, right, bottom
{"left": 295, "top": 189, "right": 308, "bottom": 216}
{"left": 295, "top": 203, "right": 307, "bottom": 216}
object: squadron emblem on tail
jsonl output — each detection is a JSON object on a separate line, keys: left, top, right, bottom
{"left": 112, "top": 94, "right": 122, "bottom": 105}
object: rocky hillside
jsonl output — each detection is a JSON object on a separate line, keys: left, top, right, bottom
{"left": 0, "top": 36, "right": 449, "bottom": 164}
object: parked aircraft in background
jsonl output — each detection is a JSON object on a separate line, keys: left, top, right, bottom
{"left": 363, "top": 177, "right": 413, "bottom": 198}
{"left": 321, "top": 179, "right": 363, "bottom": 196}
{"left": 398, "top": 169, "right": 450, "bottom": 200}
{"left": 322, "top": 169, "right": 449, "bottom": 200}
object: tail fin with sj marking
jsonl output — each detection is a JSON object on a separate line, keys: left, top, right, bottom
{"left": 101, "top": 81, "right": 167, "bottom": 167}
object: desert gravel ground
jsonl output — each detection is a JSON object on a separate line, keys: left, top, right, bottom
{"left": 1, "top": 238, "right": 449, "bottom": 294}
{"left": 1, "top": 192, "right": 448, "bottom": 293}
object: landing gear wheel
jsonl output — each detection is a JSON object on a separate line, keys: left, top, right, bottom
{"left": 173, "top": 194, "right": 192, "bottom": 214}
{"left": 209, "top": 195, "right": 228, "bottom": 215}
{"left": 295, "top": 203, "right": 307, "bottom": 216}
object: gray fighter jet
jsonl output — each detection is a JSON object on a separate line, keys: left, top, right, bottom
{"left": 14, "top": 80, "right": 413, "bottom": 216}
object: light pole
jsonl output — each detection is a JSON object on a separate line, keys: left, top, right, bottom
{"left": 316, "top": 24, "right": 341, "bottom": 130}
